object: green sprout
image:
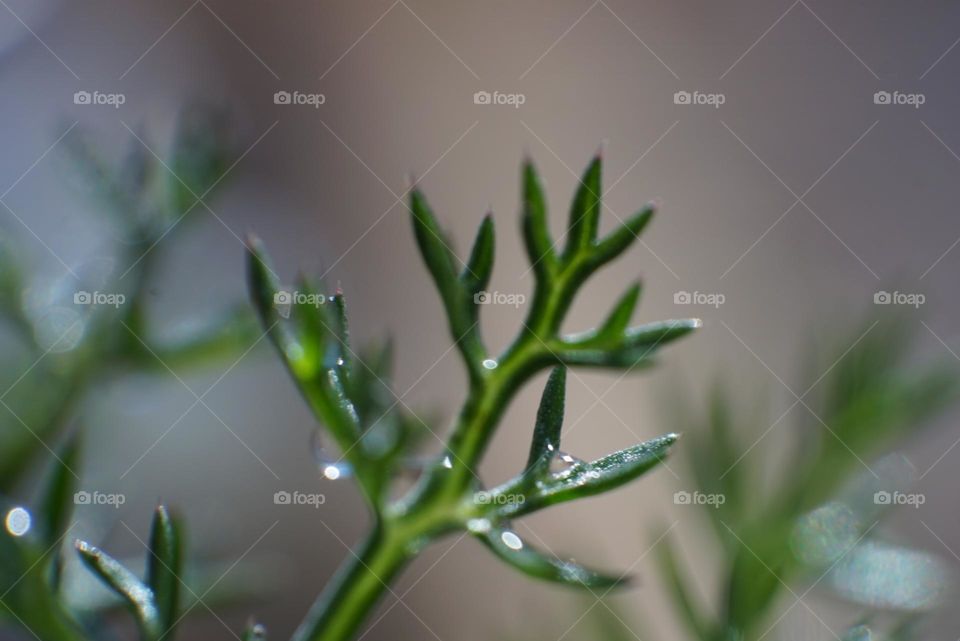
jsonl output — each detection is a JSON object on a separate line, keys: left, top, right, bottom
{"left": 239, "top": 153, "right": 699, "bottom": 641}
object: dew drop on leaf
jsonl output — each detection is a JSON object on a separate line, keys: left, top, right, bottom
{"left": 549, "top": 451, "right": 584, "bottom": 475}
{"left": 482, "top": 359, "right": 498, "bottom": 370}
{"left": 500, "top": 531, "right": 523, "bottom": 550}
{"left": 311, "top": 430, "right": 352, "bottom": 480}
{"left": 467, "top": 518, "right": 491, "bottom": 534}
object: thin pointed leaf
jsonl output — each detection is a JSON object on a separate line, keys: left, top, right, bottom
{"left": 410, "top": 189, "right": 460, "bottom": 306}
{"left": 563, "top": 155, "right": 602, "bottom": 258}
{"left": 328, "top": 291, "right": 353, "bottom": 375}
{"left": 460, "top": 213, "right": 494, "bottom": 296}
{"left": 245, "top": 236, "right": 302, "bottom": 368}
{"left": 654, "top": 533, "right": 712, "bottom": 641}
{"left": 498, "top": 434, "right": 677, "bottom": 518}
{"left": 145, "top": 305, "right": 259, "bottom": 371}
{"left": 38, "top": 434, "right": 81, "bottom": 548}
{"left": 554, "top": 319, "right": 700, "bottom": 368}
{"left": 598, "top": 283, "right": 641, "bottom": 339}
{"left": 525, "top": 367, "right": 566, "bottom": 472}
{"left": 410, "top": 190, "right": 487, "bottom": 370}
{"left": 567, "top": 283, "right": 642, "bottom": 350}
{"left": 146, "top": 506, "right": 183, "bottom": 635}
{"left": 591, "top": 205, "right": 655, "bottom": 268}
{"left": 75, "top": 540, "right": 162, "bottom": 640}
{"left": 476, "top": 526, "right": 625, "bottom": 589}
{"left": 521, "top": 160, "right": 555, "bottom": 277}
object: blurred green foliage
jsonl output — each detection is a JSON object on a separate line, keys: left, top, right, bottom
{"left": 552, "top": 319, "right": 957, "bottom": 641}
{"left": 0, "top": 106, "right": 257, "bottom": 641}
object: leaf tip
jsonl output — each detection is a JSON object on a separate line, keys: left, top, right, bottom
{"left": 244, "top": 232, "right": 264, "bottom": 253}
{"left": 595, "top": 139, "right": 608, "bottom": 161}
{"left": 74, "top": 539, "right": 94, "bottom": 555}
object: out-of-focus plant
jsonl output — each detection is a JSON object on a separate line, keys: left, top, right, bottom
{"left": 0, "top": 107, "right": 257, "bottom": 641}
{"left": 244, "top": 153, "right": 699, "bottom": 641}
{"left": 650, "top": 320, "right": 957, "bottom": 641}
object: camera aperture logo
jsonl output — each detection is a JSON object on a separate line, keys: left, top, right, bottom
{"left": 273, "top": 290, "right": 327, "bottom": 318}
{"left": 474, "top": 290, "right": 526, "bottom": 309}
{"left": 475, "top": 491, "right": 525, "bottom": 506}
{"left": 674, "top": 90, "right": 725, "bottom": 108}
{"left": 274, "top": 490, "right": 326, "bottom": 508}
{"left": 674, "top": 290, "right": 725, "bottom": 308}
{"left": 874, "top": 290, "right": 924, "bottom": 309}
{"left": 873, "top": 91, "right": 925, "bottom": 109}
{"left": 473, "top": 90, "right": 526, "bottom": 109}
{"left": 274, "top": 90, "right": 326, "bottom": 108}
{"left": 74, "top": 90, "right": 126, "bottom": 109}
{"left": 74, "top": 291, "right": 126, "bottom": 309}
{"left": 673, "top": 490, "right": 725, "bottom": 508}
{"left": 74, "top": 490, "right": 126, "bottom": 508}
{"left": 873, "top": 490, "right": 925, "bottom": 508}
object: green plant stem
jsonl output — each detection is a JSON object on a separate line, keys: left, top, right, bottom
{"left": 293, "top": 337, "right": 548, "bottom": 641}
{"left": 290, "top": 525, "right": 410, "bottom": 641}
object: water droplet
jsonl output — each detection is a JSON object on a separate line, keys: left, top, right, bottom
{"left": 336, "top": 357, "right": 345, "bottom": 366}
{"left": 311, "top": 430, "right": 352, "bottom": 480}
{"left": 5, "top": 506, "right": 31, "bottom": 537}
{"left": 549, "top": 451, "right": 584, "bottom": 475}
{"left": 467, "top": 518, "right": 491, "bottom": 534}
{"left": 441, "top": 456, "right": 453, "bottom": 469}
{"left": 322, "top": 465, "right": 343, "bottom": 480}
{"left": 482, "top": 359, "right": 498, "bottom": 370}
{"left": 501, "top": 531, "right": 523, "bottom": 550}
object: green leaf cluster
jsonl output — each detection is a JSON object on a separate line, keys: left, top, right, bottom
{"left": 654, "top": 319, "right": 958, "bottom": 641}
{"left": 0, "top": 107, "right": 258, "bottom": 641}
{"left": 247, "top": 153, "right": 698, "bottom": 641}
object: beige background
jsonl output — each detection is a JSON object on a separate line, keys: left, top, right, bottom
{"left": 1, "top": 1, "right": 959, "bottom": 639}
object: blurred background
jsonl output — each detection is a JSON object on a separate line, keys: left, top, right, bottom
{"left": 1, "top": 0, "right": 959, "bottom": 639}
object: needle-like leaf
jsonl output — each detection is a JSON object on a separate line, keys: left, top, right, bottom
{"left": 563, "top": 154, "right": 602, "bottom": 258}
{"left": 475, "top": 525, "right": 624, "bottom": 589}
{"left": 521, "top": 160, "right": 555, "bottom": 278}
{"left": 525, "top": 367, "right": 566, "bottom": 473}
{"left": 38, "top": 434, "right": 81, "bottom": 548}
{"left": 146, "top": 505, "right": 183, "bottom": 636}
{"left": 590, "top": 205, "right": 655, "bottom": 269}
{"left": 504, "top": 434, "right": 678, "bottom": 518}
{"left": 460, "top": 213, "right": 494, "bottom": 297}
{"left": 75, "top": 540, "right": 162, "bottom": 641}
